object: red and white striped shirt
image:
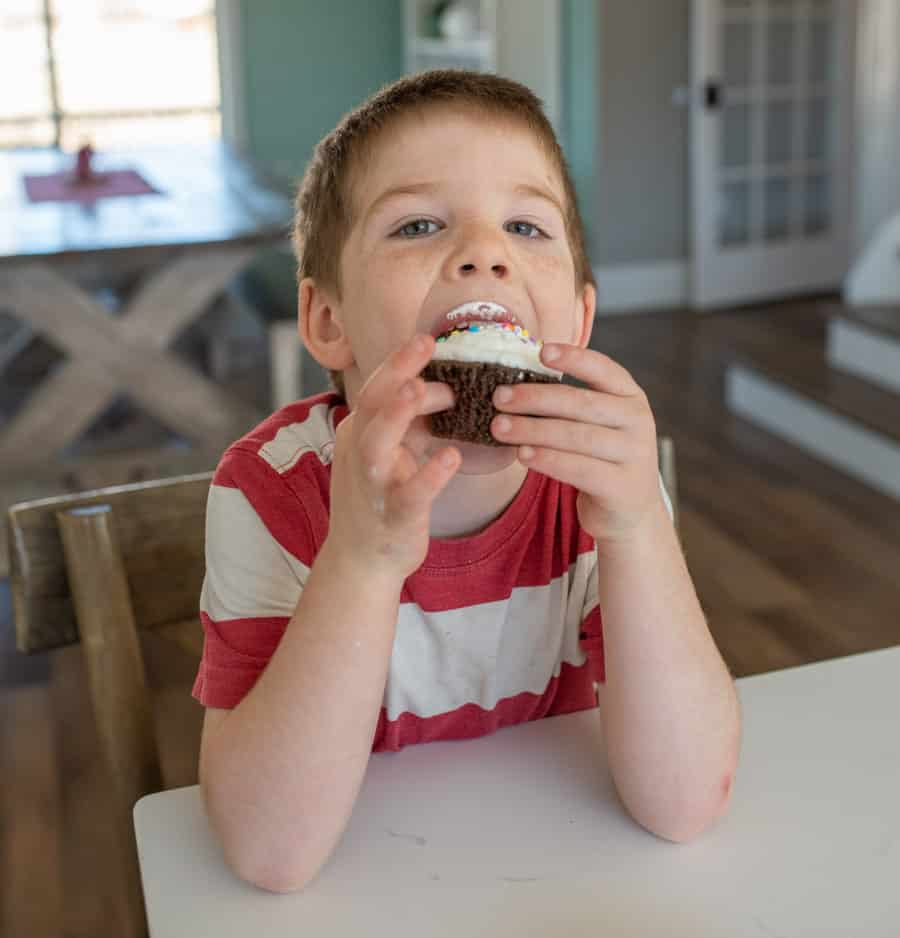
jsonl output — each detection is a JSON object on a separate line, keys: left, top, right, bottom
{"left": 192, "top": 391, "right": 671, "bottom": 752}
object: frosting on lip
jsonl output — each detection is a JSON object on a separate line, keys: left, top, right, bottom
{"left": 431, "top": 320, "right": 562, "bottom": 378}
{"left": 431, "top": 300, "right": 521, "bottom": 338}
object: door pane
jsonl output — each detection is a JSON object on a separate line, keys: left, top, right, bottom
{"left": 764, "top": 176, "right": 791, "bottom": 241}
{"left": 805, "top": 96, "right": 829, "bottom": 160}
{"left": 808, "top": 19, "right": 832, "bottom": 84}
{"left": 766, "top": 18, "right": 795, "bottom": 86}
{"left": 765, "top": 100, "right": 793, "bottom": 164}
{"left": 723, "top": 103, "right": 752, "bottom": 168}
{"left": 803, "top": 174, "right": 830, "bottom": 234}
{"left": 720, "top": 181, "right": 752, "bottom": 246}
{"left": 724, "top": 22, "right": 753, "bottom": 88}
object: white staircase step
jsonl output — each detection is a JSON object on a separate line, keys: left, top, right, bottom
{"left": 827, "top": 317, "right": 900, "bottom": 395}
{"left": 726, "top": 363, "right": 900, "bottom": 502}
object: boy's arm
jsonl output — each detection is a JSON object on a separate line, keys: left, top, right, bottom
{"left": 595, "top": 502, "right": 741, "bottom": 843}
{"left": 198, "top": 334, "right": 459, "bottom": 893}
{"left": 199, "top": 539, "right": 404, "bottom": 893}
{"left": 489, "top": 341, "right": 740, "bottom": 842}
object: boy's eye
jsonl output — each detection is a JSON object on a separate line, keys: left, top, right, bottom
{"left": 396, "top": 218, "right": 441, "bottom": 238}
{"left": 506, "top": 221, "right": 546, "bottom": 239}
{"left": 393, "top": 219, "right": 549, "bottom": 239}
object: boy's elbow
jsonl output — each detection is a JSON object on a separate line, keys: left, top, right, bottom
{"left": 223, "top": 840, "right": 324, "bottom": 894}
{"left": 235, "top": 858, "right": 316, "bottom": 895}
{"left": 632, "top": 769, "right": 737, "bottom": 845}
{"left": 201, "top": 783, "right": 326, "bottom": 894}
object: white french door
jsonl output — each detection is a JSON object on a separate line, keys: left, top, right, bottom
{"left": 690, "top": 0, "right": 854, "bottom": 308}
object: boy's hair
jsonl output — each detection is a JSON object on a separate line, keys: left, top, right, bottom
{"left": 293, "top": 69, "right": 595, "bottom": 399}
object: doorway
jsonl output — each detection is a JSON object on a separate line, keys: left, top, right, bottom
{"left": 690, "top": 0, "right": 855, "bottom": 308}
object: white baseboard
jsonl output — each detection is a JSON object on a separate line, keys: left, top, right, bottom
{"left": 593, "top": 260, "right": 688, "bottom": 315}
{"left": 844, "top": 213, "right": 900, "bottom": 306}
{"left": 827, "top": 318, "right": 900, "bottom": 395}
{"left": 725, "top": 363, "right": 900, "bottom": 502}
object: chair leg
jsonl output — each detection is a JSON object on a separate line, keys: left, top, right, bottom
{"left": 57, "top": 505, "right": 163, "bottom": 938}
{"left": 269, "top": 320, "right": 303, "bottom": 408}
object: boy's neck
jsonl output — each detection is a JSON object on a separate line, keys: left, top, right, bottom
{"left": 428, "top": 458, "right": 529, "bottom": 540}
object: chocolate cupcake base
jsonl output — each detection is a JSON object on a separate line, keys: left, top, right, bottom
{"left": 421, "top": 359, "right": 560, "bottom": 446}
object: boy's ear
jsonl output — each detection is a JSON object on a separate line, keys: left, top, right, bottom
{"left": 575, "top": 281, "right": 596, "bottom": 348}
{"left": 298, "top": 277, "right": 355, "bottom": 371}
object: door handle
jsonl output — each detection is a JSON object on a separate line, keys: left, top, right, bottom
{"left": 704, "top": 79, "right": 723, "bottom": 110}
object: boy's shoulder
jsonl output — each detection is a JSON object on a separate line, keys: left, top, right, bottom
{"left": 213, "top": 391, "right": 348, "bottom": 492}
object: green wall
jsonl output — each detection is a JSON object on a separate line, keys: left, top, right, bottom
{"left": 561, "top": 0, "right": 598, "bottom": 260}
{"left": 238, "top": 0, "right": 405, "bottom": 315}
{"left": 237, "top": 1, "right": 596, "bottom": 314}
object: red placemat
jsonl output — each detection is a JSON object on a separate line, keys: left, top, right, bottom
{"left": 23, "top": 169, "right": 160, "bottom": 204}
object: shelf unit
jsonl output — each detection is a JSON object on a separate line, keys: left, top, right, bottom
{"left": 404, "top": 0, "right": 497, "bottom": 75}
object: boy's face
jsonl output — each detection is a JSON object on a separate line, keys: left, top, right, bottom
{"left": 315, "top": 106, "right": 595, "bottom": 471}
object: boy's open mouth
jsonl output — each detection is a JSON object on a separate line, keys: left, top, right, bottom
{"left": 432, "top": 301, "right": 523, "bottom": 340}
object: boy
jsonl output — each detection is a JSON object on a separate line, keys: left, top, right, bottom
{"left": 194, "top": 70, "right": 741, "bottom": 893}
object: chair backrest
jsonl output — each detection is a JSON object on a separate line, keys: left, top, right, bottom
{"left": 657, "top": 435, "right": 679, "bottom": 535}
{"left": 7, "top": 471, "right": 213, "bottom": 938}
{"left": 8, "top": 471, "right": 213, "bottom": 655}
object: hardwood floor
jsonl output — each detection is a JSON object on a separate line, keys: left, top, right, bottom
{"left": 2, "top": 296, "right": 900, "bottom": 936}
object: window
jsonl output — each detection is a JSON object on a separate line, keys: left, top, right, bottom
{"left": 0, "top": 0, "right": 220, "bottom": 150}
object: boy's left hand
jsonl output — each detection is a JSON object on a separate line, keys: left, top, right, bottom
{"left": 490, "top": 343, "right": 664, "bottom": 545}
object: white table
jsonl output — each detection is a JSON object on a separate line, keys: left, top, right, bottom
{"left": 135, "top": 646, "right": 900, "bottom": 937}
{"left": 0, "top": 142, "right": 292, "bottom": 481}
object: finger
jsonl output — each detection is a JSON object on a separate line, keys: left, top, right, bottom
{"left": 358, "top": 377, "right": 427, "bottom": 481}
{"left": 388, "top": 445, "right": 461, "bottom": 523}
{"left": 356, "top": 334, "right": 436, "bottom": 417}
{"left": 514, "top": 445, "right": 623, "bottom": 495}
{"left": 540, "top": 344, "right": 641, "bottom": 398}
{"left": 420, "top": 380, "right": 455, "bottom": 415}
{"left": 491, "top": 414, "right": 626, "bottom": 463}
{"left": 492, "top": 382, "right": 632, "bottom": 428}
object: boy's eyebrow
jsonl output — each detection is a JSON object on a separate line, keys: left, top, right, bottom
{"left": 513, "top": 183, "right": 565, "bottom": 217}
{"left": 363, "top": 182, "right": 441, "bottom": 225}
{"left": 362, "top": 181, "right": 564, "bottom": 227}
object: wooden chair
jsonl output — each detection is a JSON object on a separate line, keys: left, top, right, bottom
{"left": 658, "top": 434, "right": 679, "bottom": 535}
{"left": 6, "top": 438, "right": 678, "bottom": 936}
{"left": 7, "top": 472, "right": 213, "bottom": 938}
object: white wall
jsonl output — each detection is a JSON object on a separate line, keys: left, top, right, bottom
{"left": 854, "top": 0, "right": 900, "bottom": 256}
{"left": 496, "top": 0, "right": 561, "bottom": 136}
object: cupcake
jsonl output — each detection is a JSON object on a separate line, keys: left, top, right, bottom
{"left": 421, "top": 300, "right": 562, "bottom": 446}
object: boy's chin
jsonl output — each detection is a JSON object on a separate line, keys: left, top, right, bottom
{"left": 408, "top": 418, "right": 520, "bottom": 475}
{"left": 452, "top": 440, "right": 519, "bottom": 475}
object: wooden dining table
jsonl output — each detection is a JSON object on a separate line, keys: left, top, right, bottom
{"left": 135, "top": 645, "right": 900, "bottom": 937}
{"left": 0, "top": 141, "right": 293, "bottom": 487}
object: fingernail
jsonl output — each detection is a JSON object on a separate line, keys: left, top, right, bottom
{"left": 519, "top": 445, "right": 535, "bottom": 461}
{"left": 495, "top": 416, "right": 512, "bottom": 433}
{"left": 543, "top": 344, "right": 561, "bottom": 362}
{"left": 495, "top": 386, "right": 513, "bottom": 405}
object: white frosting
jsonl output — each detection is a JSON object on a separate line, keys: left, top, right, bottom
{"left": 432, "top": 322, "right": 562, "bottom": 378}
{"left": 445, "top": 300, "right": 509, "bottom": 323}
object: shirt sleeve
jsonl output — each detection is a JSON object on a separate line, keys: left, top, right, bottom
{"left": 192, "top": 448, "right": 316, "bottom": 709}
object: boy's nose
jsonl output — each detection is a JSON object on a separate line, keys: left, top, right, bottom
{"left": 459, "top": 261, "right": 508, "bottom": 278}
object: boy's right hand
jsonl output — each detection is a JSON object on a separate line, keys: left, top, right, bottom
{"left": 325, "top": 334, "right": 460, "bottom": 581}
